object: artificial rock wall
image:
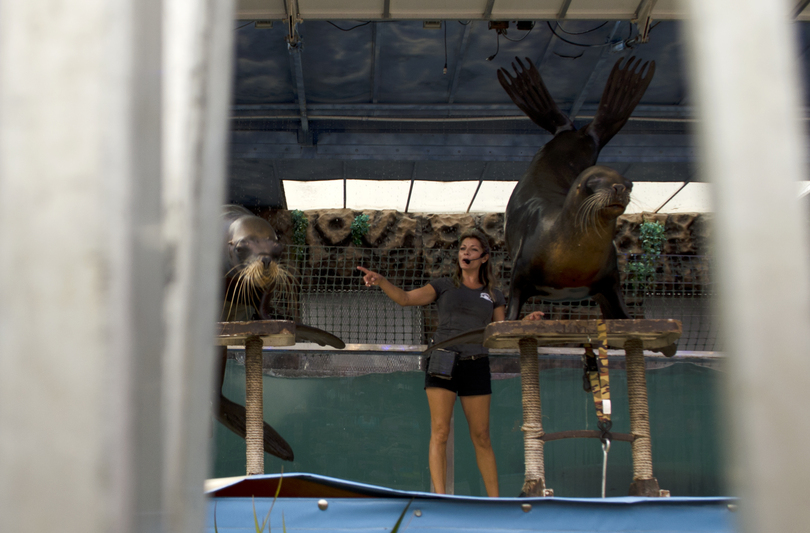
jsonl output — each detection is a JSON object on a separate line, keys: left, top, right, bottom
{"left": 260, "top": 208, "right": 711, "bottom": 256}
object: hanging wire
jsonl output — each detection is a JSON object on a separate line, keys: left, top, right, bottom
{"left": 486, "top": 30, "right": 501, "bottom": 61}
{"left": 546, "top": 21, "right": 616, "bottom": 48}
{"left": 502, "top": 24, "right": 535, "bottom": 43}
{"left": 234, "top": 21, "right": 255, "bottom": 31}
{"left": 555, "top": 21, "right": 608, "bottom": 35}
{"left": 327, "top": 20, "right": 373, "bottom": 31}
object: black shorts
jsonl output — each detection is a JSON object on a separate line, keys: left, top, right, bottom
{"left": 424, "top": 356, "right": 492, "bottom": 396}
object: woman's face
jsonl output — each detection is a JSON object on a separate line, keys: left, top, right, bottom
{"left": 458, "top": 237, "right": 487, "bottom": 270}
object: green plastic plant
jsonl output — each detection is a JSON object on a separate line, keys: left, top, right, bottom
{"left": 291, "top": 210, "right": 308, "bottom": 246}
{"left": 351, "top": 213, "right": 370, "bottom": 246}
{"left": 627, "top": 220, "right": 666, "bottom": 290}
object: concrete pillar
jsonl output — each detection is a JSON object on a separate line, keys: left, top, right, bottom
{"left": 162, "top": 0, "right": 234, "bottom": 530}
{"left": 683, "top": 1, "right": 810, "bottom": 532}
{"left": 0, "top": 1, "right": 164, "bottom": 532}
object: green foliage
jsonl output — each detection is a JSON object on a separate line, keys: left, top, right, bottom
{"left": 351, "top": 213, "right": 370, "bottom": 246}
{"left": 291, "top": 210, "right": 308, "bottom": 246}
{"left": 627, "top": 220, "right": 666, "bottom": 289}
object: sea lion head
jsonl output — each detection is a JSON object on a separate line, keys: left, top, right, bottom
{"left": 570, "top": 165, "right": 632, "bottom": 232}
{"left": 222, "top": 205, "right": 294, "bottom": 320}
{"left": 227, "top": 215, "right": 284, "bottom": 271}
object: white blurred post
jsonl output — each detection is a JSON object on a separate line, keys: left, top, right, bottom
{"left": 0, "top": 0, "right": 164, "bottom": 532}
{"left": 682, "top": 1, "right": 810, "bottom": 531}
{"left": 162, "top": 0, "right": 234, "bottom": 531}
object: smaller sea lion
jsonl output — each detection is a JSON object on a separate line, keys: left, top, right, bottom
{"left": 222, "top": 205, "right": 295, "bottom": 321}
{"left": 217, "top": 205, "right": 296, "bottom": 461}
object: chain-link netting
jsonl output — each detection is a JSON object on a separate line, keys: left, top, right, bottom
{"left": 257, "top": 246, "right": 719, "bottom": 354}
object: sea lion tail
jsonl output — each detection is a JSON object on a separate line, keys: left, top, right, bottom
{"left": 497, "top": 57, "right": 575, "bottom": 135}
{"left": 586, "top": 56, "right": 656, "bottom": 148}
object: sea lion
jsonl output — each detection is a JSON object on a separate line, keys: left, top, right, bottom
{"left": 214, "top": 206, "right": 347, "bottom": 461}
{"left": 221, "top": 204, "right": 294, "bottom": 322}
{"left": 497, "top": 56, "right": 658, "bottom": 329}
{"left": 217, "top": 205, "right": 296, "bottom": 461}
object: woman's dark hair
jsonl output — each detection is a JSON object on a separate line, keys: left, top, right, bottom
{"left": 452, "top": 228, "right": 496, "bottom": 297}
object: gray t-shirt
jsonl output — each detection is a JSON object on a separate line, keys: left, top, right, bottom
{"left": 429, "top": 277, "right": 506, "bottom": 358}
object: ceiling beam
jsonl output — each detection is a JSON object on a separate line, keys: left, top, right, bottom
{"left": 405, "top": 162, "right": 418, "bottom": 212}
{"left": 231, "top": 131, "right": 697, "bottom": 163}
{"left": 557, "top": 0, "right": 573, "bottom": 18}
{"left": 285, "top": 0, "right": 308, "bottom": 138}
{"left": 483, "top": 0, "right": 496, "bottom": 20}
{"left": 288, "top": 47, "right": 309, "bottom": 137}
{"left": 467, "top": 163, "right": 489, "bottom": 212}
{"left": 793, "top": 0, "right": 810, "bottom": 18}
{"left": 232, "top": 103, "right": 696, "bottom": 118}
{"left": 536, "top": 27, "right": 559, "bottom": 69}
{"left": 447, "top": 21, "right": 474, "bottom": 104}
{"left": 567, "top": 22, "right": 622, "bottom": 119}
{"left": 633, "top": 0, "right": 657, "bottom": 43}
{"left": 371, "top": 22, "right": 382, "bottom": 104}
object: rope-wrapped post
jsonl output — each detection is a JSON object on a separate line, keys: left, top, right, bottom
{"left": 519, "top": 336, "right": 547, "bottom": 496}
{"left": 625, "top": 337, "right": 661, "bottom": 496}
{"left": 245, "top": 335, "right": 264, "bottom": 475}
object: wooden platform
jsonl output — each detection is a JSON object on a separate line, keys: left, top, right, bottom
{"left": 216, "top": 320, "right": 345, "bottom": 349}
{"left": 484, "top": 319, "right": 682, "bottom": 351}
{"left": 216, "top": 320, "right": 296, "bottom": 347}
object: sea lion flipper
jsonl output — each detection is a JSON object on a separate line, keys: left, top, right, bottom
{"left": 498, "top": 57, "right": 574, "bottom": 135}
{"left": 216, "top": 394, "right": 295, "bottom": 461}
{"left": 295, "top": 323, "right": 346, "bottom": 349}
{"left": 586, "top": 56, "right": 656, "bottom": 148}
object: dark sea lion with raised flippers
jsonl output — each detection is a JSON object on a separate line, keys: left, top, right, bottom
{"left": 497, "top": 56, "right": 672, "bottom": 355}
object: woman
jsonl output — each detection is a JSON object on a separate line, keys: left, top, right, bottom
{"left": 357, "top": 229, "right": 508, "bottom": 497}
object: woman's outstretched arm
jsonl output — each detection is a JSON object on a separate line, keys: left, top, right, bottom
{"left": 357, "top": 266, "right": 437, "bottom": 307}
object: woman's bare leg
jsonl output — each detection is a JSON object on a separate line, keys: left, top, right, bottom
{"left": 426, "top": 387, "right": 457, "bottom": 494}
{"left": 460, "top": 394, "right": 499, "bottom": 497}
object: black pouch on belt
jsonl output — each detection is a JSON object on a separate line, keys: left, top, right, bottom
{"left": 427, "top": 348, "right": 458, "bottom": 380}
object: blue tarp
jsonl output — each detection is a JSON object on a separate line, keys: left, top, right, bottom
{"left": 206, "top": 473, "right": 738, "bottom": 532}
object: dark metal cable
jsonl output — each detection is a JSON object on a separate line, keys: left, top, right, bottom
{"left": 486, "top": 30, "right": 500, "bottom": 61}
{"left": 555, "top": 21, "right": 608, "bottom": 35}
{"left": 546, "top": 21, "right": 615, "bottom": 48}
{"left": 502, "top": 25, "right": 534, "bottom": 43}
{"left": 234, "top": 21, "right": 254, "bottom": 31}
{"left": 327, "top": 20, "right": 373, "bottom": 31}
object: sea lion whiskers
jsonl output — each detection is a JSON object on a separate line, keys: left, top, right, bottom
{"left": 575, "top": 191, "right": 612, "bottom": 235}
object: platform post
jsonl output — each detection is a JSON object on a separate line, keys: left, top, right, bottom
{"left": 624, "top": 337, "right": 660, "bottom": 496}
{"left": 519, "top": 337, "right": 547, "bottom": 496}
{"left": 245, "top": 336, "right": 264, "bottom": 475}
